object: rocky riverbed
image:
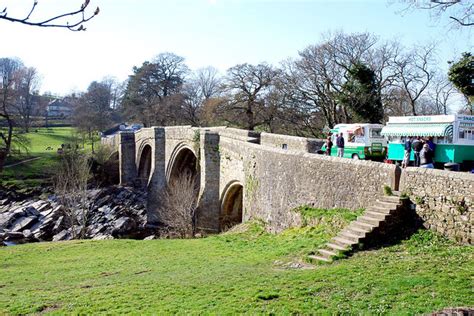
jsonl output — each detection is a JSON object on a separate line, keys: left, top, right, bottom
{"left": 0, "top": 185, "right": 153, "bottom": 246}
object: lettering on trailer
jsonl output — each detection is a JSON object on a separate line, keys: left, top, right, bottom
{"left": 388, "top": 115, "right": 455, "bottom": 124}
{"left": 408, "top": 117, "right": 431, "bottom": 122}
{"left": 458, "top": 116, "right": 474, "bottom": 122}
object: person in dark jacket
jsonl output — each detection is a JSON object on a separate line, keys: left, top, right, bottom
{"left": 325, "top": 136, "right": 333, "bottom": 156}
{"left": 420, "top": 143, "right": 434, "bottom": 168}
{"left": 412, "top": 137, "right": 423, "bottom": 167}
{"left": 402, "top": 137, "right": 412, "bottom": 168}
{"left": 336, "top": 133, "right": 345, "bottom": 158}
{"left": 426, "top": 137, "right": 436, "bottom": 152}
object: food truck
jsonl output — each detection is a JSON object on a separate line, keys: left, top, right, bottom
{"left": 322, "top": 123, "right": 387, "bottom": 160}
{"left": 381, "top": 114, "right": 474, "bottom": 166}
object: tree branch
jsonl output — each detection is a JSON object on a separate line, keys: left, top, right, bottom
{"left": 449, "top": 15, "right": 474, "bottom": 26}
{"left": 0, "top": 0, "right": 99, "bottom": 31}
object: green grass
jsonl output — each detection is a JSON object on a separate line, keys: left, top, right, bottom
{"left": 0, "top": 215, "right": 472, "bottom": 315}
{"left": 295, "top": 206, "right": 364, "bottom": 227}
{"left": 1, "top": 127, "right": 96, "bottom": 188}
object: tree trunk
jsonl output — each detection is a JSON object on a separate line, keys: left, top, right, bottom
{"left": 246, "top": 103, "right": 254, "bottom": 131}
{"left": 410, "top": 99, "right": 417, "bottom": 116}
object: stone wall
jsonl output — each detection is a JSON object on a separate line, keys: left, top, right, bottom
{"left": 400, "top": 168, "right": 473, "bottom": 244}
{"left": 260, "top": 132, "right": 323, "bottom": 153}
{"left": 232, "top": 142, "right": 400, "bottom": 232}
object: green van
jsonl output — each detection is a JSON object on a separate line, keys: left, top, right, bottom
{"left": 322, "top": 123, "right": 387, "bottom": 160}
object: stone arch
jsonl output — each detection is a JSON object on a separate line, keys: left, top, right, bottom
{"left": 220, "top": 181, "right": 243, "bottom": 231}
{"left": 166, "top": 143, "right": 199, "bottom": 184}
{"left": 137, "top": 144, "right": 152, "bottom": 187}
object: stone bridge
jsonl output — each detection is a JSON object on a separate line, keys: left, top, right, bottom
{"left": 102, "top": 126, "right": 400, "bottom": 233}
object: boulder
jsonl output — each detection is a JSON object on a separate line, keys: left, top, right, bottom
{"left": 92, "top": 234, "right": 114, "bottom": 240}
{"left": 9, "top": 216, "right": 37, "bottom": 232}
{"left": 52, "top": 229, "right": 70, "bottom": 242}
{"left": 112, "top": 217, "right": 136, "bottom": 237}
{"left": 53, "top": 216, "right": 66, "bottom": 233}
{"left": 4, "top": 231, "right": 26, "bottom": 241}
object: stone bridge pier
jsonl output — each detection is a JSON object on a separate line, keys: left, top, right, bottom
{"left": 105, "top": 125, "right": 405, "bottom": 234}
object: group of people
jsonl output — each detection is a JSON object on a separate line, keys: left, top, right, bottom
{"left": 325, "top": 133, "right": 345, "bottom": 158}
{"left": 402, "top": 136, "right": 436, "bottom": 169}
{"left": 325, "top": 132, "right": 437, "bottom": 169}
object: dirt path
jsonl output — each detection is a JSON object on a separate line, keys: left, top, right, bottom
{"left": 3, "top": 157, "right": 41, "bottom": 168}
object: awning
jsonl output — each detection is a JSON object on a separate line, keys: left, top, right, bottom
{"left": 381, "top": 123, "right": 453, "bottom": 137}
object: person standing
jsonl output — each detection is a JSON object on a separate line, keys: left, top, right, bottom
{"left": 420, "top": 144, "right": 434, "bottom": 168}
{"left": 412, "top": 136, "right": 423, "bottom": 167}
{"left": 325, "top": 136, "right": 333, "bottom": 156}
{"left": 336, "top": 133, "right": 345, "bottom": 158}
{"left": 426, "top": 137, "right": 436, "bottom": 152}
{"left": 402, "top": 137, "right": 412, "bottom": 168}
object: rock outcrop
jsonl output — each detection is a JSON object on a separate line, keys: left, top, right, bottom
{"left": 0, "top": 186, "right": 149, "bottom": 246}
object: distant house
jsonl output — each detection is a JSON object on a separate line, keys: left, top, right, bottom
{"left": 46, "top": 98, "right": 75, "bottom": 118}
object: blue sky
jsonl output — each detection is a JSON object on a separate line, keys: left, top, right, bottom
{"left": 0, "top": 0, "right": 472, "bottom": 95}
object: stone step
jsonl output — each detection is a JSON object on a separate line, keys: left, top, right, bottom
{"left": 351, "top": 221, "right": 376, "bottom": 230}
{"left": 326, "top": 242, "right": 349, "bottom": 251}
{"left": 332, "top": 236, "right": 358, "bottom": 247}
{"left": 339, "top": 231, "right": 361, "bottom": 242}
{"left": 308, "top": 255, "right": 332, "bottom": 263}
{"left": 318, "top": 248, "right": 338, "bottom": 258}
{"left": 364, "top": 211, "right": 388, "bottom": 220}
{"left": 375, "top": 200, "right": 400, "bottom": 209}
{"left": 367, "top": 206, "right": 392, "bottom": 215}
{"left": 345, "top": 226, "right": 370, "bottom": 236}
{"left": 377, "top": 195, "right": 401, "bottom": 203}
{"left": 358, "top": 215, "right": 382, "bottom": 226}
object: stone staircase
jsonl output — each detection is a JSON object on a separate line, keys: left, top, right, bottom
{"left": 309, "top": 192, "right": 402, "bottom": 263}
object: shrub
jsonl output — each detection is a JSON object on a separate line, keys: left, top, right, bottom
{"left": 157, "top": 173, "right": 199, "bottom": 238}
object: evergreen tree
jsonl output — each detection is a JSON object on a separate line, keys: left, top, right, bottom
{"left": 339, "top": 62, "right": 383, "bottom": 123}
{"left": 448, "top": 52, "right": 473, "bottom": 114}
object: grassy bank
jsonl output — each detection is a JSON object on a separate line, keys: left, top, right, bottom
{"left": 1, "top": 127, "right": 95, "bottom": 189}
{"left": 0, "top": 211, "right": 472, "bottom": 314}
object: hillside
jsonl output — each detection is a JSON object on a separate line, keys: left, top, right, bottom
{"left": 0, "top": 211, "right": 472, "bottom": 314}
{"left": 1, "top": 127, "right": 94, "bottom": 189}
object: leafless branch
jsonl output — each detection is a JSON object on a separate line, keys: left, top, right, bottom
{"left": 0, "top": 0, "right": 99, "bottom": 31}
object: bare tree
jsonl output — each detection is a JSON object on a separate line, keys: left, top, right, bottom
{"left": 0, "top": 0, "right": 100, "bottom": 31}
{"left": 195, "top": 66, "right": 221, "bottom": 100}
{"left": 222, "top": 63, "right": 277, "bottom": 130}
{"left": 157, "top": 173, "right": 199, "bottom": 238}
{"left": 393, "top": 44, "right": 436, "bottom": 116}
{"left": 53, "top": 148, "right": 91, "bottom": 239}
{"left": 0, "top": 58, "right": 22, "bottom": 170}
{"left": 73, "top": 80, "right": 117, "bottom": 152}
{"left": 180, "top": 67, "right": 222, "bottom": 126}
{"left": 394, "top": 0, "right": 473, "bottom": 27}
{"left": 429, "top": 74, "right": 457, "bottom": 114}
{"left": 13, "top": 67, "right": 40, "bottom": 132}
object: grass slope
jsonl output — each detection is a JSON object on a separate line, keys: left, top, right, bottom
{"left": 1, "top": 127, "right": 93, "bottom": 188}
{"left": 0, "top": 211, "right": 472, "bottom": 315}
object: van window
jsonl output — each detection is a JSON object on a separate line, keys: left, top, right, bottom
{"left": 459, "top": 128, "right": 474, "bottom": 140}
{"left": 370, "top": 128, "right": 382, "bottom": 138}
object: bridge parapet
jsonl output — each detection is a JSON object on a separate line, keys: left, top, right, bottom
{"left": 260, "top": 132, "right": 324, "bottom": 153}
{"left": 218, "top": 127, "right": 260, "bottom": 144}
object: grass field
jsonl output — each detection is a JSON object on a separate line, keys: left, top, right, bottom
{"left": 1, "top": 127, "right": 95, "bottom": 188}
{"left": 0, "top": 211, "right": 472, "bottom": 315}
